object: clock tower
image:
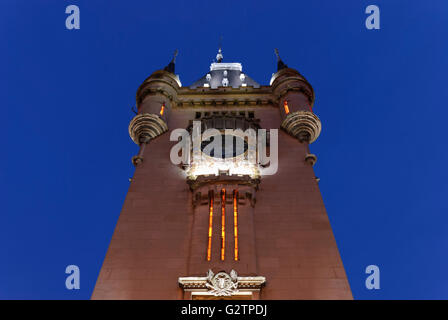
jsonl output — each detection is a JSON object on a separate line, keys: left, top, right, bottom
{"left": 92, "top": 49, "right": 352, "bottom": 299}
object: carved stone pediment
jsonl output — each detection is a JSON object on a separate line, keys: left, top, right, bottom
{"left": 205, "top": 269, "right": 238, "bottom": 296}
{"left": 178, "top": 270, "right": 266, "bottom": 297}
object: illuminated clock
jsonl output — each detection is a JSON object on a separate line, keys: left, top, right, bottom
{"left": 201, "top": 134, "right": 248, "bottom": 159}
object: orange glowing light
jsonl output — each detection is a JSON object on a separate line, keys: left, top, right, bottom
{"left": 221, "top": 189, "right": 226, "bottom": 261}
{"left": 284, "top": 100, "right": 290, "bottom": 114}
{"left": 160, "top": 103, "right": 165, "bottom": 116}
{"left": 233, "top": 190, "right": 239, "bottom": 261}
{"left": 207, "top": 191, "right": 214, "bottom": 261}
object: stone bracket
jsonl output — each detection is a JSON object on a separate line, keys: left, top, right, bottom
{"left": 281, "top": 110, "right": 322, "bottom": 143}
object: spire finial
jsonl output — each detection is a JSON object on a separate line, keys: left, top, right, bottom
{"left": 216, "top": 36, "right": 223, "bottom": 63}
{"left": 172, "top": 49, "right": 178, "bottom": 63}
{"left": 164, "top": 49, "right": 178, "bottom": 73}
{"left": 274, "top": 48, "right": 288, "bottom": 71}
{"left": 216, "top": 48, "right": 223, "bottom": 63}
{"left": 275, "top": 48, "right": 281, "bottom": 61}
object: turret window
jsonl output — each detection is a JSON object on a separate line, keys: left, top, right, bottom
{"left": 160, "top": 103, "right": 165, "bottom": 116}
{"left": 283, "top": 100, "right": 290, "bottom": 114}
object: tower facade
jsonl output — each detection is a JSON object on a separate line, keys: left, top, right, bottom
{"left": 92, "top": 49, "right": 352, "bottom": 300}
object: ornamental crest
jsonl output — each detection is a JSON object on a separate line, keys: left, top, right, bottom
{"left": 205, "top": 269, "right": 238, "bottom": 296}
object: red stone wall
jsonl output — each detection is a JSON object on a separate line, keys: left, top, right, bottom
{"left": 92, "top": 106, "right": 352, "bottom": 300}
{"left": 92, "top": 111, "right": 192, "bottom": 299}
{"left": 254, "top": 129, "right": 352, "bottom": 299}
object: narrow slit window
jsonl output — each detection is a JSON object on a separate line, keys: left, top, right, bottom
{"left": 233, "top": 190, "right": 239, "bottom": 261}
{"left": 221, "top": 189, "right": 226, "bottom": 261}
{"left": 160, "top": 103, "right": 165, "bottom": 116}
{"left": 207, "top": 190, "right": 214, "bottom": 261}
{"left": 284, "top": 100, "right": 290, "bottom": 114}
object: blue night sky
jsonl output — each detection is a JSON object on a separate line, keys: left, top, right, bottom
{"left": 1, "top": 0, "right": 447, "bottom": 299}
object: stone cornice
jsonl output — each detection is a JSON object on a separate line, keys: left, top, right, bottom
{"left": 187, "top": 174, "right": 260, "bottom": 191}
{"left": 136, "top": 70, "right": 181, "bottom": 106}
{"left": 175, "top": 85, "right": 275, "bottom": 108}
{"left": 270, "top": 68, "right": 315, "bottom": 105}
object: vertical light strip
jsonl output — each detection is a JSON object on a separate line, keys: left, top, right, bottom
{"left": 233, "top": 190, "right": 239, "bottom": 261}
{"left": 221, "top": 189, "right": 226, "bottom": 261}
{"left": 207, "top": 190, "right": 214, "bottom": 261}
{"left": 160, "top": 103, "right": 165, "bottom": 116}
{"left": 284, "top": 100, "right": 290, "bottom": 114}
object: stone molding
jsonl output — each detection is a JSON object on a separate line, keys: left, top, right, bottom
{"left": 128, "top": 113, "right": 168, "bottom": 144}
{"left": 305, "top": 153, "right": 317, "bottom": 166}
{"left": 281, "top": 110, "right": 322, "bottom": 143}
{"left": 188, "top": 174, "right": 260, "bottom": 192}
{"left": 136, "top": 70, "right": 180, "bottom": 106}
{"left": 178, "top": 269, "right": 266, "bottom": 297}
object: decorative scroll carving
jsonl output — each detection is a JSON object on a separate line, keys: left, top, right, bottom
{"left": 178, "top": 270, "right": 266, "bottom": 297}
{"left": 128, "top": 113, "right": 168, "bottom": 145}
{"left": 281, "top": 110, "right": 321, "bottom": 143}
{"left": 205, "top": 270, "right": 238, "bottom": 296}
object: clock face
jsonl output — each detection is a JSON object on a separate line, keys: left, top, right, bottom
{"left": 201, "top": 135, "right": 248, "bottom": 159}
